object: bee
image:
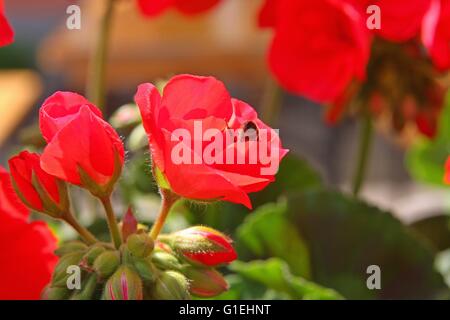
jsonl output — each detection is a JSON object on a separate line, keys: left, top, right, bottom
{"left": 240, "top": 121, "right": 259, "bottom": 142}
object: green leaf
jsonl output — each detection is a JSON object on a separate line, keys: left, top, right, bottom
{"left": 207, "top": 274, "right": 289, "bottom": 300}
{"left": 230, "top": 259, "right": 343, "bottom": 300}
{"left": 287, "top": 190, "right": 447, "bottom": 299}
{"left": 236, "top": 202, "right": 311, "bottom": 279}
{"left": 406, "top": 92, "right": 450, "bottom": 186}
{"left": 410, "top": 214, "right": 450, "bottom": 251}
{"left": 251, "top": 154, "right": 323, "bottom": 207}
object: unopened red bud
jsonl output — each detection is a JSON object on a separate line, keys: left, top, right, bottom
{"left": 152, "top": 270, "right": 190, "bottom": 300}
{"left": 127, "top": 233, "right": 154, "bottom": 258}
{"left": 54, "top": 241, "right": 88, "bottom": 257}
{"left": 9, "top": 151, "right": 70, "bottom": 218}
{"left": 93, "top": 251, "right": 120, "bottom": 279}
{"left": 151, "top": 251, "right": 182, "bottom": 271}
{"left": 171, "top": 226, "right": 237, "bottom": 267}
{"left": 51, "top": 251, "right": 84, "bottom": 287}
{"left": 121, "top": 207, "right": 138, "bottom": 241}
{"left": 183, "top": 266, "right": 229, "bottom": 298}
{"left": 103, "top": 266, "right": 143, "bottom": 300}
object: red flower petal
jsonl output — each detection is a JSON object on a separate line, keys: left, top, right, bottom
{"left": 0, "top": 167, "right": 28, "bottom": 220}
{"left": 39, "top": 91, "right": 103, "bottom": 142}
{"left": 137, "top": 0, "right": 220, "bottom": 17}
{"left": 174, "top": 0, "right": 220, "bottom": 15}
{"left": 0, "top": 0, "right": 14, "bottom": 47}
{"left": 161, "top": 74, "right": 232, "bottom": 122}
{"left": 258, "top": 0, "right": 280, "bottom": 28}
{"left": 266, "top": 0, "right": 370, "bottom": 102}
{"left": 41, "top": 105, "right": 124, "bottom": 186}
{"left": 137, "top": 0, "right": 173, "bottom": 17}
{"left": 357, "top": 0, "right": 432, "bottom": 42}
{"left": 445, "top": 157, "right": 450, "bottom": 184}
{"left": 422, "top": 0, "right": 450, "bottom": 71}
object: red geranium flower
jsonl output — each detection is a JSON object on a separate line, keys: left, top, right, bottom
{"left": 135, "top": 74, "right": 287, "bottom": 208}
{"left": 0, "top": 0, "right": 13, "bottom": 47}
{"left": 422, "top": 0, "right": 450, "bottom": 71}
{"left": 0, "top": 167, "right": 58, "bottom": 300}
{"left": 137, "top": 0, "right": 221, "bottom": 17}
{"left": 39, "top": 92, "right": 124, "bottom": 195}
{"left": 260, "top": 0, "right": 371, "bottom": 103}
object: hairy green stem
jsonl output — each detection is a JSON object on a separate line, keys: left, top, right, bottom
{"left": 63, "top": 212, "right": 98, "bottom": 245}
{"left": 149, "top": 190, "right": 180, "bottom": 240}
{"left": 100, "top": 197, "right": 122, "bottom": 249}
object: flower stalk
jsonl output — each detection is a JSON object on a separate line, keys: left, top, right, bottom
{"left": 150, "top": 190, "right": 180, "bottom": 240}
{"left": 261, "top": 78, "right": 284, "bottom": 126}
{"left": 63, "top": 212, "right": 98, "bottom": 245}
{"left": 100, "top": 197, "right": 122, "bottom": 249}
{"left": 352, "top": 111, "right": 374, "bottom": 196}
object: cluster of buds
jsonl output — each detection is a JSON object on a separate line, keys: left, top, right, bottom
{"left": 42, "top": 217, "right": 236, "bottom": 300}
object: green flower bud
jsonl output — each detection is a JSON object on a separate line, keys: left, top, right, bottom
{"left": 127, "top": 233, "right": 154, "bottom": 258}
{"left": 81, "top": 244, "right": 106, "bottom": 267}
{"left": 109, "top": 103, "right": 140, "bottom": 129}
{"left": 152, "top": 270, "right": 190, "bottom": 300}
{"left": 41, "top": 286, "right": 71, "bottom": 300}
{"left": 151, "top": 251, "right": 182, "bottom": 271}
{"left": 54, "top": 241, "right": 88, "bottom": 257}
{"left": 93, "top": 251, "right": 120, "bottom": 279}
{"left": 183, "top": 266, "right": 228, "bottom": 297}
{"left": 71, "top": 274, "right": 99, "bottom": 300}
{"left": 103, "top": 266, "right": 143, "bottom": 300}
{"left": 51, "top": 251, "right": 84, "bottom": 287}
{"left": 133, "top": 257, "right": 157, "bottom": 282}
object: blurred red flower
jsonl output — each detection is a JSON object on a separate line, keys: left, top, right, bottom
{"left": 137, "top": 0, "right": 220, "bottom": 17}
{"left": 357, "top": 0, "right": 432, "bottom": 42}
{"left": 260, "top": 0, "right": 371, "bottom": 103}
{"left": 0, "top": 167, "right": 58, "bottom": 300}
{"left": 39, "top": 92, "right": 124, "bottom": 190}
{"left": 0, "top": 0, "right": 13, "bottom": 47}
{"left": 445, "top": 156, "right": 450, "bottom": 183}
{"left": 135, "top": 74, "right": 287, "bottom": 208}
{"left": 422, "top": 0, "right": 450, "bottom": 71}
{"left": 258, "top": 0, "right": 276, "bottom": 27}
